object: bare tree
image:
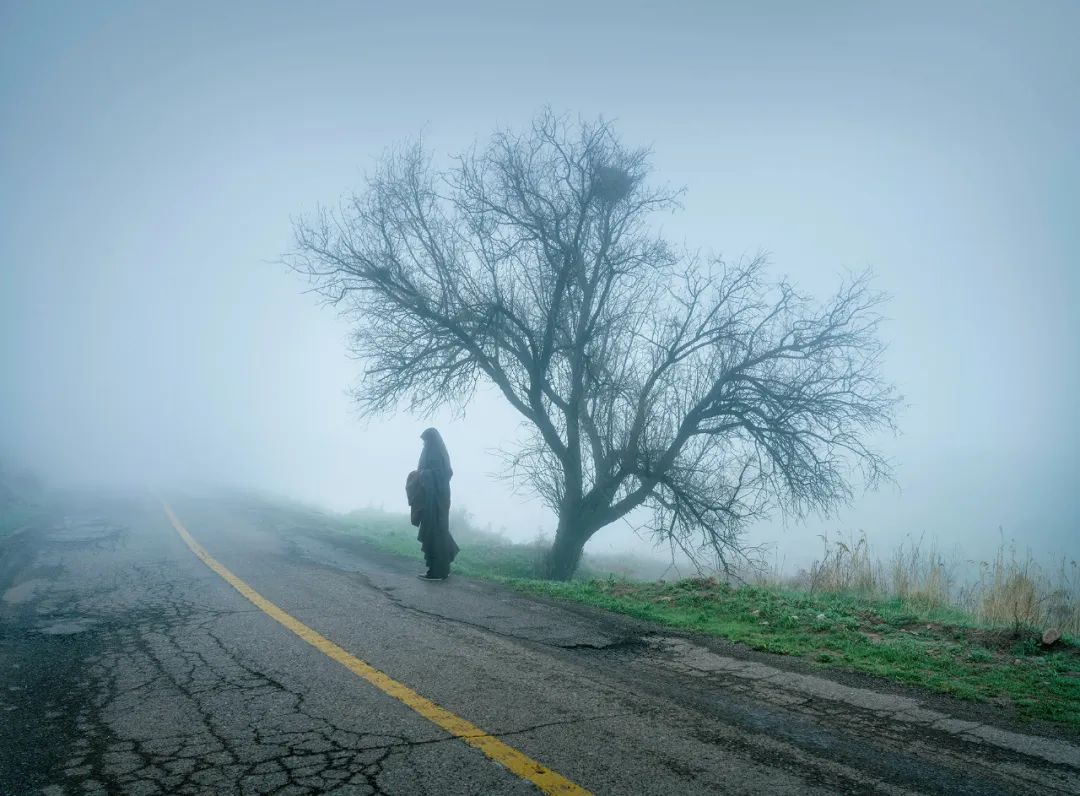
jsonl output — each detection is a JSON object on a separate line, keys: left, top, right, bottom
{"left": 287, "top": 111, "right": 900, "bottom": 580}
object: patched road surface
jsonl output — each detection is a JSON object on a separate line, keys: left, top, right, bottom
{"left": 2, "top": 493, "right": 1077, "bottom": 795}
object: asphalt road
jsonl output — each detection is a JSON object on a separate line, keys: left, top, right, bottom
{"left": 1, "top": 492, "right": 1077, "bottom": 795}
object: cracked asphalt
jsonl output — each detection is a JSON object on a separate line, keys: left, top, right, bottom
{"left": 2, "top": 493, "right": 1078, "bottom": 795}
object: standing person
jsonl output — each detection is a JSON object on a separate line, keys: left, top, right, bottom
{"left": 414, "top": 427, "right": 459, "bottom": 580}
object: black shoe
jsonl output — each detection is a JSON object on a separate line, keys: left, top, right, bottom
{"left": 417, "top": 573, "right": 442, "bottom": 581}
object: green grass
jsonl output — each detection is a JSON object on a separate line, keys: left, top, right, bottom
{"left": 337, "top": 509, "right": 559, "bottom": 580}
{"left": 334, "top": 510, "right": 1080, "bottom": 731}
{"left": 512, "top": 578, "right": 1080, "bottom": 728}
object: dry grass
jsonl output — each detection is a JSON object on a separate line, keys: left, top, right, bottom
{"left": 965, "top": 539, "right": 1079, "bottom": 635}
{"left": 755, "top": 532, "right": 1079, "bottom": 637}
{"left": 805, "top": 532, "right": 879, "bottom": 594}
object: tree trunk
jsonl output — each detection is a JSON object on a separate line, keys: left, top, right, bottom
{"left": 543, "top": 521, "right": 590, "bottom": 580}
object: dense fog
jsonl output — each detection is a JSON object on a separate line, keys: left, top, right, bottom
{"left": 2, "top": 1, "right": 1077, "bottom": 569}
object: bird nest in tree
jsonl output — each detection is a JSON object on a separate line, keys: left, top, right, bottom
{"left": 591, "top": 165, "right": 635, "bottom": 203}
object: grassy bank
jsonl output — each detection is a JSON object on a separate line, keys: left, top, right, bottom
{"left": 517, "top": 578, "right": 1079, "bottom": 728}
{"left": 333, "top": 508, "right": 1080, "bottom": 731}
{"left": 337, "top": 507, "right": 668, "bottom": 580}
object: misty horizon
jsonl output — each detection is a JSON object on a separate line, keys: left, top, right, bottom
{"left": 2, "top": 1, "right": 1077, "bottom": 570}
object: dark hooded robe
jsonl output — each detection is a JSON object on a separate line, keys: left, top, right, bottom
{"left": 414, "top": 428, "right": 459, "bottom": 577}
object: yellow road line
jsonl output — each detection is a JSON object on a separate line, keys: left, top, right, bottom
{"left": 162, "top": 502, "right": 590, "bottom": 796}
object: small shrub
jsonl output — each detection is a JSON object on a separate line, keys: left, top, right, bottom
{"left": 1009, "top": 637, "right": 1040, "bottom": 658}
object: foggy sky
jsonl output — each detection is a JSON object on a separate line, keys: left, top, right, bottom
{"left": 2, "top": 1, "right": 1077, "bottom": 567}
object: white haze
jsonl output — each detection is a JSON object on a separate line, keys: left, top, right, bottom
{"left": 2, "top": 1, "right": 1077, "bottom": 570}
